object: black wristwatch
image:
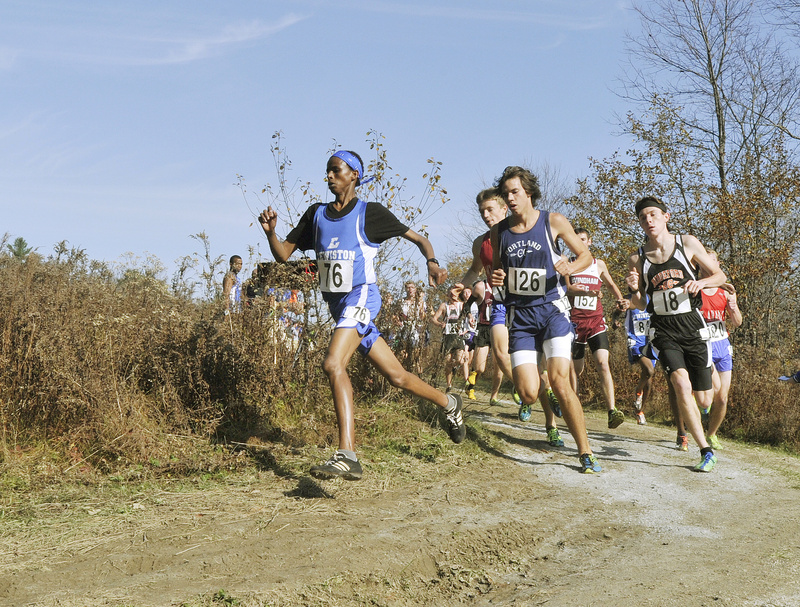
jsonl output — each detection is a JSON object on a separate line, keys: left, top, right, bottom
{"left": 426, "top": 258, "right": 439, "bottom": 266}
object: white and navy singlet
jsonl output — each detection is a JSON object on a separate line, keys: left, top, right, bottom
{"left": 496, "top": 210, "right": 567, "bottom": 309}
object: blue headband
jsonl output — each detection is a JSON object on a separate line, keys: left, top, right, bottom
{"left": 331, "top": 150, "right": 374, "bottom": 185}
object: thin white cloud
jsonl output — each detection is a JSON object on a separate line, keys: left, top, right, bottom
{"left": 148, "top": 15, "right": 308, "bottom": 66}
{"left": 0, "top": 110, "right": 44, "bottom": 141}
{"left": 3, "top": 13, "right": 308, "bottom": 68}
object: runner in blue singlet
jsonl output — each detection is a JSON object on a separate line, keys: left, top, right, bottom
{"left": 258, "top": 150, "right": 466, "bottom": 481}
{"left": 223, "top": 255, "right": 243, "bottom": 314}
{"left": 489, "top": 166, "right": 601, "bottom": 474}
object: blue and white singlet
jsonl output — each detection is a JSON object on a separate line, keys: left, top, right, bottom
{"left": 312, "top": 198, "right": 379, "bottom": 304}
{"left": 626, "top": 305, "right": 652, "bottom": 344}
{"left": 228, "top": 273, "right": 242, "bottom": 312}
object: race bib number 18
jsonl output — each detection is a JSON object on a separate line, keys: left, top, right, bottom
{"left": 507, "top": 267, "right": 546, "bottom": 296}
{"left": 318, "top": 259, "right": 354, "bottom": 293}
{"left": 652, "top": 287, "right": 692, "bottom": 315}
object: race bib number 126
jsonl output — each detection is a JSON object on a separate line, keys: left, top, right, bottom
{"left": 507, "top": 267, "right": 546, "bottom": 296}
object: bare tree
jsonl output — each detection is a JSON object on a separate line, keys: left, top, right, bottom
{"left": 770, "top": 0, "right": 800, "bottom": 31}
{"left": 621, "top": 0, "right": 800, "bottom": 194}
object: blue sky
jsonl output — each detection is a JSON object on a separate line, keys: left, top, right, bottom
{"left": 1, "top": 0, "right": 636, "bottom": 284}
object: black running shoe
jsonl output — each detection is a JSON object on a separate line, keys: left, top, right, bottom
{"left": 445, "top": 394, "right": 467, "bottom": 444}
{"left": 310, "top": 452, "right": 363, "bottom": 481}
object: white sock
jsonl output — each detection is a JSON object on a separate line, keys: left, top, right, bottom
{"left": 337, "top": 449, "right": 357, "bottom": 461}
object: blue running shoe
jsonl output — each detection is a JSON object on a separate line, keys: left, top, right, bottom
{"left": 546, "top": 427, "right": 564, "bottom": 447}
{"left": 547, "top": 389, "right": 562, "bottom": 418}
{"left": 518, "top": 403, "right": 532, "bottom": 422}
{"left": 693, "top": 452, "right": 717, "bottom": 472}
{"left": 579, "top": 453, "right": 602, "bottom": 473}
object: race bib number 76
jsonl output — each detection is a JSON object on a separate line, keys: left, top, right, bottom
{"left": 318, "top": 259, "right": 354, "bottom": 293}
{"left": 342, "top": 305, "right": 371, "bottom": 324}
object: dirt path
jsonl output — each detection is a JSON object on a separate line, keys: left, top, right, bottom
{"left": 4, "top": 396, "right": 800, "bottom": 606}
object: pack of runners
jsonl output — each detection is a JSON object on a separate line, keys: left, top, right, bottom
{"left": 259, "top": 155, "right": 744, "bottom": 480}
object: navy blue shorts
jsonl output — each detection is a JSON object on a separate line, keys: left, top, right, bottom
{"left": 506, "top": 298, "right": 574, "bottom": 358}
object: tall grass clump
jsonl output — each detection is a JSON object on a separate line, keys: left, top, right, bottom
{"left": 0, "top": 245, "right": 453, "bottom": 475}
{"left": 0, "top": 249, "right": 330, "bottom": 470}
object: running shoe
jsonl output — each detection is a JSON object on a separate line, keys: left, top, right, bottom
{"left": 310, "top": 452, "right": 363, "bottom": 481}
{"left": 677, "top": 433, "right": 689, "bottom": 451}
{"left": 444, "top": 394, "right": 467, "bottom": 444}
{"left": 467, "top": 388, "right": 476, "bottom": 400}
{"left": 634, "top": 392, "right": 643, "bottom": 410}
{"left": 608, "top": 408, "right": 625, "bottom": 429}
{"left": 579, "top": 453, "right": 602, "bottom": 473}
{"left": 701, "top": 406, "right": 711, "bottom": 428}
{"left": 518, "top": 402, "right": 532, "bottom": 422}
{"left": 635, "top": 409, "right": 647, "bottom": 425}
{"left": 468, "top": 370, "right": 477, "bottom": 384}
{"left": 489, "top": 398, "right": 500, "bottom": 406}
{"left": 512, "top": 388, "right": 522, "bottom": 406}
{"left": 707, "top": 434, "right": 722, "bottom": 450}
{"left": 547, "top": 388, "right": 562, "bottom": 418}
{"left": 693, "top": 452, "right": 717, "bottom": 472}
{"left": 546, "top": 426, "right": 564, "bottom": 447}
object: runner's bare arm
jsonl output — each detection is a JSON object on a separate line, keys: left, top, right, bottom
{"left": 550, "top": 213, "right": 591, "bottom": 276}
{"left": 490, "top": 224, "right": 506, "bottom": 287}
{"left": 259, "top": 207, "right": 298, "bottom": 262}
{"left": 456, "top": 235, "right": 487, "bottom": 290}
{"left": 725, "top": 285, "right": 743, "bottom": 329}
{"left": 431, "top": 302, "right": 447, "bottom": 327}
{"left": 626, "top": 252, "right": 646, "bottom": 310}
{"left": 597, "top": 259, "right": 626, "bottom": 308}
{"left": 222, "top": 273, "right": 234, "bottom": 298}
{"left": 683, "top": 235, "right": 726, "bottom": 295}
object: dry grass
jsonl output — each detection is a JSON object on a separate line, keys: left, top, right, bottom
{"left": 0, "top": 251, "right": 444, "bottom": 472}
{"left": 1, "top": 245, "right": 797, "bottom": 495}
